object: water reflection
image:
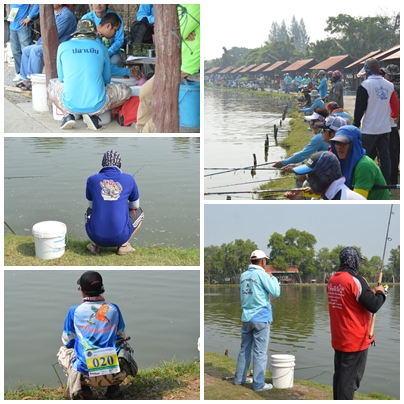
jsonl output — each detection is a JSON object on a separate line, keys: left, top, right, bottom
{"left": 205, "top": 285, "right": 400, "bottom": 398}
{"left": 4, "top": 137, "right": 200, "bottom": 249}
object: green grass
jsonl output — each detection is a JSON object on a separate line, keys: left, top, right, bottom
{"left": 4, "top": 234, "right": 200, "bottom": 266}
{"left": 204, "top": 352, "right": 397, "bottom": 400}
{"left": 4, "top": 359, "right": 200, "bottom": 400}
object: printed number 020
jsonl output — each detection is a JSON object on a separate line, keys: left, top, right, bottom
{"left": 92, "top": 356, "right": 115, "bottom": 367}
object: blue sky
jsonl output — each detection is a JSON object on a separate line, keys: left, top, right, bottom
{"left": 204, "top": 203, "right": 400, "bottom": 260}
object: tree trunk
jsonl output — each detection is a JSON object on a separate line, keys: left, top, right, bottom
{"left": 40, "top": 5, "right": 59, "bottom": 90}
{"left": 152, "top": 5, "right": 181, "bottom": 133}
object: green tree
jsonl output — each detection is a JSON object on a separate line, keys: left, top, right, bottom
{"left": 386, "top": 246, "right": 400, "bottom": 283}
{"left": 267, "top": 228, "right": 317, "bottom": 282}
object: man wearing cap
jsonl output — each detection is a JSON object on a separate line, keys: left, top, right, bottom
{"left": 284, "top": 73, "right": 292, "bottom": 94}
{"left": 85, "top": 150, "right": 144, "bottom": 255}
{"left": 301, "top": 72, "right": 310, "bottom": 86}
{"left": 326, "top": 101, "right": 351, "bottom": 124}
{"left": 329, "top": 125, "right": 390, "bottom": 200}
{"left": 353, "top": 58, "right": 399, "bottom": 184}
{"left": 273, "top": 112, "right": 328, "bottom": 170}
{"left": 234, "top": 250, "right": 280, "bottom": 392}
{"left": 327, "top": 247, "right": 386, "bottom": 399}
{"left": 286, "top": 151, "right": 365, "bottom": 200}
{"left": 57, "top": 271, "right": 137, "bottom": 399}
{"left": 47, "top": 18, "right": 132, "bottom": 131}
{"left": 316, "top": 115, "right": 347, "bottom": 144}
{"left": 298, "top": 90, "right": 325, "bottom": 115}
{"left": 317, "top": 70, "right": 328, "bottom": 99}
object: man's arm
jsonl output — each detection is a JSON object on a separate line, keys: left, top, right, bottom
{"left": 389, "top": 90, "right": 399, "bottom": 119}
{"left": 356, "top": 275, "right": 386, "bottom": 313}
{"left": 353, "top": 85, "right": 368, "bottom": 127}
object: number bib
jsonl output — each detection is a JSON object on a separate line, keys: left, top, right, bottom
{"left": 85, "top": 347, "right": 120, "bottom": 377}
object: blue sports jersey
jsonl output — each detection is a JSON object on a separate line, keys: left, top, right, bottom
{"left": 57, "top": 38, "right": 111, "bottom": 114}
{"left": 85, "top": 166, "right": 140, "bottom": 247}
{"left": 62, "top": 298, "right": 125, "bottom": 374}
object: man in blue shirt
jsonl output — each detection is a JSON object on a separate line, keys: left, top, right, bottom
{"left": 8, "top": 4, "right": 39, "bottom": 82}
{"left": 57, "top": 271, "right": 137, "bottom": 399}
{"left": 17, "top": 5, "right": 76, "bottom": 90}
{"left": 85, "top": 150, "right": 144, "bottom": 255}
{"left": 48, "top": 18, "right": 131, "bottom": 130}
{"left": 234, "top": 250, "right": 280, "bottom": 391}
{"left": 137, "top": 4, "right": 154, "bottom": 24}
{"left": 317, "top": 70, "right": 328, "bottom": 99}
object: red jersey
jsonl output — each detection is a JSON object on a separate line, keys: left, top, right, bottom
{"left": 327, "top": 271, "right": 374, "bottom": 352}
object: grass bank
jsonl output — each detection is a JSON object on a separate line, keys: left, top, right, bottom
{"left": 4, "top": 359, "right": 200, "bottom": 400}
{"left": 204, "top": 352, "right": 396, "bottom": 400}
{"left": 4, "top": 234, "right": 199, "bottom": 266}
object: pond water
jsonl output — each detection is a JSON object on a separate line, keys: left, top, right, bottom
{"left": 204, "top": 88, "right": 295, "bottom": 200}
{"left": 4, "top": 137, "right": 200, "bottom": 249}
{"left": 205, "top": 285, "right": 400, "bottom": 398}
{"left": 4, "top": 270, "right": 200, "bottom": 390}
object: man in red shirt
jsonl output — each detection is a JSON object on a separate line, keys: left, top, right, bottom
{"left": 327, "top": 247, "right": 386, "bottom": 400}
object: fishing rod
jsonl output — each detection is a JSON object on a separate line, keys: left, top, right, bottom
{"left": 207, "top": 176, "right": 293, "bottom": 190}
{"left": 369, "top": 205, "right": 394, "bottom": 338}
{"left": 204, "top": 188, "right": 306, "bottom": 196}
{"left": 4, "top": 175, "right": 51, "bottom": 179}
{"left": 205, "top": 167, "right": 281, "bottom": 171}
{"left": 133, "top": 164, "right": 146, "bottom": 176}
{"left": 4, "top": 221, "right": 16, "bottom": 235}
{"left": 204, "top": 161, "right": 277, "bottom": 177}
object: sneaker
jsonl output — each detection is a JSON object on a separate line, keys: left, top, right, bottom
{"left": 13, "top": 73, "right": 22, "bottom": 82}
{"left": 244, "top": 377, "right": 253, "bottom": 384}
{"left": 105, "top": 385, "right": 124, "bottom": 399}
{"left": 60, "top": 114, "right": 76, "bottom": 129}
{"left": 255, "top": 383, "right": 273, "bottom": 391}
{"left": 83, "top": 113, "right": 102, "bottom": 130}
{"left": 116, "top": 244, "right": 136, "bottom": 255}
{"left": 86, "top": 243, "right": 100, "bottom": 255}
{"left": 73, "top": 385, "right": 93, "bottom": 400}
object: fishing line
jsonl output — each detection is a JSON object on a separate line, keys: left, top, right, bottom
{"left": 204, "top": 188, "right": 306, "bottom": 195}
{"left": 207, "top": 176, "right": 293, "bottom": 189}
{"left": 204, "top": 161, "right": 278, "bottom": 177}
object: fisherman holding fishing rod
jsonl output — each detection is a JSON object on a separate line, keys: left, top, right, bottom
{"left": 233, "top": 250, "right": 280, "bottom": 391}
{"left": 327, "top": 247, "right": 387, "bottom": 400}
{"left": 85, "top": 150, "right": 144, "bottom": 255}
{"left": 57, "top": 271, "right": 138, "bottom": 399}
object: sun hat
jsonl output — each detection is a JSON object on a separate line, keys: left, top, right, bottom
{"left": 72, "top": 19, "right": 97, "bottom": 37}
{"left": 310, "top": 89, "right": 320, "bottom": 98}
{"left": 304, "top": 112, "right": 325, "bottom": 122}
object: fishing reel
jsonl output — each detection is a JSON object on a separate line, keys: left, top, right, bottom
{"left": 383, "top": 284, "right": 389, "bottom": 295}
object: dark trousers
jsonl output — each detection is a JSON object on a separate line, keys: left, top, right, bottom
{"left": 362, "top": 133, "right": 391, "bottom": 184}
{"left": 389, "top": 127, "right": 400, "bottom": 185}
{"left": 333, "top": 349, "right": 368, "bottom": 400}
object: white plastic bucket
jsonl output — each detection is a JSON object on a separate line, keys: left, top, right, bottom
{"left": 52, "top": 103, "right": 81, "bottom": 121}
{"left": 130, "top": 86, "right": 142, "bottom": 96}
{"left": 271, "top": 354, "right": 295, "bottom": 388}
{"left": 32, "top": 221, "right": 67, "bottom": 260}
{"left": 31, "top": 73, "right": 48, "bottom": 112}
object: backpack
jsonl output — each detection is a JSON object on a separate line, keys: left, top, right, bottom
{"left": 128, "top": 17, "right": 154, "bottom": 46}
{"left": 112, "top": 96, "right": 140, "bottom": 127}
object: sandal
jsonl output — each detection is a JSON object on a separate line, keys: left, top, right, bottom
{"left": 15, "top": 81, "right": 26, "bottom": 88}
{"left": 22, "top": 84, "right": 32, "bottom": 91}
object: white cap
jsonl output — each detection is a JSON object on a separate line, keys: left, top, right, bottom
{"left": 250, "top": 250, "right": 269, "bottom": 260}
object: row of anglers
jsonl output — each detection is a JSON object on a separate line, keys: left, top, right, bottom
{"left": 205, "top": 59, "right": 400, "bottom": 201}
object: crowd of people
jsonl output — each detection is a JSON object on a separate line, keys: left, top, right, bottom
{"left": 7, "top": 4, "right": 200, "bottom": 132}
{"left": 280, "top": 58, "right": 399, "bottom": 200}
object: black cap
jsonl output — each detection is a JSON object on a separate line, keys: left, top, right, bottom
{"left": 77, "top": 271, "right": 104, "bottom": 294}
